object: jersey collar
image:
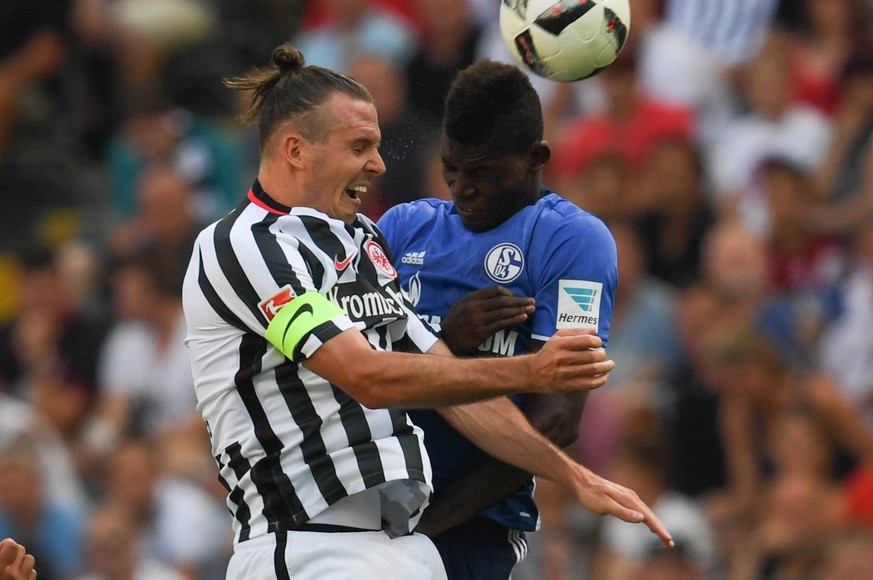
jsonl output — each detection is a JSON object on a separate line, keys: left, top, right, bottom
{"left": 248, "top": 179, "right": 292, "bottom": 215}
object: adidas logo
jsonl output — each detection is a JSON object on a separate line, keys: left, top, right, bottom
{"left": 401, "top": 251, "right": 426, "bottom": 265}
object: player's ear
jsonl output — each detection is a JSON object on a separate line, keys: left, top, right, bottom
{"left": 529, "top": 140, "right": 551, "bottom": 171}
{"left": 278, "top": 131, "right": 306, "bottom": 168}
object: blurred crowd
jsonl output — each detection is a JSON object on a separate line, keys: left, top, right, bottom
{"left": 0, "top": 0, "right": 872, "bottom": 579}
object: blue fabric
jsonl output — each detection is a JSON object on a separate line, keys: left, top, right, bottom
{"left": 0, "top": 503, "right": 83, "bottom": 576}
{"left": 378, "top": 189, "right": 618, "bottom": 531}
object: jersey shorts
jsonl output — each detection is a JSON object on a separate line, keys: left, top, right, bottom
{"left": 226, "top": 529, "right": 447, "bottom": 580}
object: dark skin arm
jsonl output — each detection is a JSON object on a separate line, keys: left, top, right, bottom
{"left": 417, "top": 288, "right": 589, "bottom": 537}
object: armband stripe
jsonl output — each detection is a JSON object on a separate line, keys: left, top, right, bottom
{"left": 265, "top": 291, "right": 346, "bottom": 361}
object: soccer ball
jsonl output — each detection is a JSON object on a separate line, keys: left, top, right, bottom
{"left": 500, "top": 0, "right": 631, "bottom": 82}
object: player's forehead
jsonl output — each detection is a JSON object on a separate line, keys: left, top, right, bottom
{"left": 323, "top": 92, "right": 381, "bottom": 142}
{"left": 440, "top": 136, "right": 520, "bottom": 168}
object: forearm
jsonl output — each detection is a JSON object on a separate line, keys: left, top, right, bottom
{"left": 438, "top": 397, "right": 578, "bottom": 484}
{"left": 303, "top": 328, "right": 608, "bottom": 409}
{"left": 307, "top": 331, "right": 534, "bottom": 408}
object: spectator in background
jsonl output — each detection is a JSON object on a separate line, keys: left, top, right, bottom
{"left": 706, "top": 34, "right": 833, "bottom": 233}
{"left": 633, "top": 138, "right": 714, "bottom": 288}
{"left": 83, "top": 245, "right": 196, "bottom": 459}
{"left": 404, "top": 0, "right": 483, "bottom": 127}
{"left": 75, "top": 503, "right": 185, "bottom": 580}
{"left": 783, "top": 0, "right": 872, "bottom": 116}
{"left": 557, "top": 152, "right": 631, "bottom": 224}
{"left": 0, "top": 0, "right": 95, "bottom": 252}
{"left": 0, "top": 435, "right": 83, "bottom": 580}
{"left": 549, "top": 51, "right": 695, "bottom": 211}
{"left": 594, "top": 432, "right": 715, "bottom": 580}
{"left": 0, "top": 246, "right": 108, "bottom": 442}
{"left": 293, "top": 0, "right": 418, "bottom": 73}
{"left": 758, "top": 157, "right": 845, "bottom": 358}
{"left": 106, "top": 94, "right": 245, "bottom": 225}
{"left": 809, "top": 48, "right": 873, "bottom": 237}
{"left": 760, "top": 157, "right": 844, "bottom": 295}
{"left": 0, "top": 0, "right": 70, "bottom": 162}
{"left": 99, "top": 438, "right": 230, "bottom": 579}
{"left": 587, "top": 221, "right": 682, "bottom": 410}
{"left": 0, "top": 391, "right": 86, "bottom": 518}
{"left": 107, "top": 163, "right": 203, "bottom": 270}
{"left": 637, "top": 0, "right": 779, "bottom": 143}
{"left": 663, "top": 222, "right": 776, "bottom": 500}
{"left": 817, "top": 529, "right": 873, "bottom": 579}
{"left": 817, "top": 220, "right": 873, "bottom": 425}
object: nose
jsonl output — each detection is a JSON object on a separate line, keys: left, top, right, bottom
{"left": 367, "top": 149, "right": 386, "bottom": 176}
{"left": 451, "top": 173, "right": 475, "bottom": 200}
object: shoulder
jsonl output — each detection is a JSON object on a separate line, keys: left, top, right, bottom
{"left": 378, "top": 199, "right": 451, "bottom": 231}
{"left": 381, "top": 198, "right": 449, "bottom": 220}
{"left": 533, "top": 193, "right": 614, "bottom": 239}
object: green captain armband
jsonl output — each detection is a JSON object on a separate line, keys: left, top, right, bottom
{"left": 265, "top": 290, "right": 346, "bottom": 362}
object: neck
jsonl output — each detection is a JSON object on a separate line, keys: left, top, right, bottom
{"left": 257, "top": 168, "right": 297, "bottom": 206}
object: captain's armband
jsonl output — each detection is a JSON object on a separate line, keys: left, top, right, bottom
{"left": 265, "top": 291, "right": 346, "bottom": 361}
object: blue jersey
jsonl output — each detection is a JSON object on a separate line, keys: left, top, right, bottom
{"left": 378, "top": 189, "right": 618, "bottom": 532}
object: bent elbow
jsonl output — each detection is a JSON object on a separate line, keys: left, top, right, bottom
{"left": 532, "top": 415, "right": 581, "bottom": 448}
{"left": 551, "top": 424, "right": 581, "bottom": 448}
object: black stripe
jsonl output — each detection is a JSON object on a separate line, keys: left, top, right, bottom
{"left": 299, "top": 215, "right": 344, "bottom": 286}
{"left": 274, "top": 362, "right": 348, "bottom": 504}
{"left": 252, "top": 213, "right": 307, "bottom": 295}
{"left": 298, "top": 241, "right": 326, "bottom": 289}
{"left": 331, "top": 384, "right": 386, "bottom": 487}
{"left": 273, "top": 529, "right": 290, "bottom": 580}
{"left": 226, "top": 442, "right": 254, "bottom": 542}
{"left": 235, "top": 334, "right": 309, "bottom": 529}
{"left": 197, "top": 249, "right": 249, "bottom": 332}
{"left": 387, "top": 408, "right": 425, "bottom": 480}
{"left": 214, "top": 209, "right": 267, "bottom": 328}
{"left": 395, "top": 431, "right": 425, "bottom": 481}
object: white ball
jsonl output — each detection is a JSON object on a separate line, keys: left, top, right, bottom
{"left": 500, "top": 0, "right": 631, "bottom": 82}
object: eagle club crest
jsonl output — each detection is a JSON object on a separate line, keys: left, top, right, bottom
{"left": 365, "top": 240, "right": 397, "bottom": 278}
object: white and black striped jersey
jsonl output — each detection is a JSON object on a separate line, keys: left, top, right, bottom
{"left": 182, "top": 180, "right": 438, "bottom": 545}
{"left": 663, "top": 0, "right": 778, "bottom": 65}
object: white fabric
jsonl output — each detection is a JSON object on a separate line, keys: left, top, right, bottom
{"left": 98, "top": 316, "right": 197, "bottom": 434}
{"left": 600, "top": 492, "right": 715, "bottom": 570}
{"left": 637, "top": 23, "right": 735, "bottom": 146}
{"left": 75, "top": 557, "right": 187, "bottom": 580}
{"left": 149, "top": 476, "right": 232, "bottom": 567}
{"left": 818, "top": 266, "right": 873, "bottom": 423}
{"left": 706, "top": 106, "right": 833, "bottom": 234}
{"left": 708, "top": 106, "right": 833, "bottom": 197}
{"left": 0, "top": 395, "right": 87, "bottom": 513}
{"left": 225, "top": 531, "right": 447, "bottom": 580}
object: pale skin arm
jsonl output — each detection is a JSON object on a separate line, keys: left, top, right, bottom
{"left": 0, "top": 539, "right": 36, "bottom": 580}
{"left": 302, "top": 326, "right": 614, "bottom": 408}
{"left": 426, "top": 340, "right": 673, "bottom": 548}
{"left": 302, "top": 323, "right": 672, "bottom": 546}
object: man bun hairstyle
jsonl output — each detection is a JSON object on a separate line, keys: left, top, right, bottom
{"left": 224, "top": 43, "right": 373, "bottom": 150}
{"left": 443, "top": 60, "right": 543, "bottom": 155}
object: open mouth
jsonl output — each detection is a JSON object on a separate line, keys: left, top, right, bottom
{"left": 345, "top": 185, "right": 367, "bottom": 200}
